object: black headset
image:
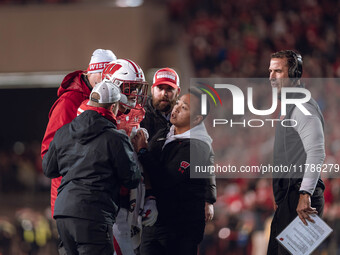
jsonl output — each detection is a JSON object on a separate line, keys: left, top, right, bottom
{"left": 288, "top": 51, "right": 303, "bottom": 79}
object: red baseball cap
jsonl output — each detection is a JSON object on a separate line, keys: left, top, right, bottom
{"left": 152, "top": 68, "right": 180, "bottom": 91}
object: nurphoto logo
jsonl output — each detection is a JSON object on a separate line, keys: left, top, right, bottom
{"left": 200, "top": 84, "right": 311, "bottom": 116}
{"left": 196, "top": 80, "right": 312, "bottom": 128}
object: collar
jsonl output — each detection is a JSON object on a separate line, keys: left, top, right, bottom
{"left": 162, "top": 125, "right": 190, "bottom": 149}
{"left": 81, "top": 74, "right": 93, "bottom": 92}
{"left": 78, "top": 99, "right": 117, "bottom": 125}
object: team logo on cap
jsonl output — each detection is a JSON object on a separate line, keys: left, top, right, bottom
{"left": 87, "top": 62, "right": 110, "bottom": 72}
{"left": 157, "top": 71, "right": 176, "bottom": 81}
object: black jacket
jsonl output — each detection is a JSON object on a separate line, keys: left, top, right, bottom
{"left": 139, "top": 126, "right": 216, "bottom": 226}
{"left": 42, "top": 110, "right": 141, "bottom": 225}
{"left": 140, "top": 96, "right": 170, "bottom": 140}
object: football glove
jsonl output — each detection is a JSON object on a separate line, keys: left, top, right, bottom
{"left": 142, "top": 196, "right": 158, "bottom": 227}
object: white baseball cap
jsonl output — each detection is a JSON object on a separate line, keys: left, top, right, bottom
{"left": 87, "top": 49, "right": 117, "bottom": 74}
{"left": 90, "top": 80, "right": 121, "bottom": 103}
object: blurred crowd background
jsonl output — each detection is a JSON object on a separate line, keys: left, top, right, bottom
{"left": 1, "top": 0, "right": 340, "bottom": 254}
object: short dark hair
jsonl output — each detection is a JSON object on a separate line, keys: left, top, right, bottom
{"left": 188, "top": 87, "right": 210, "bottom": 121}
{"left": 271, "top": 50, "right": 303, "bottom": 78}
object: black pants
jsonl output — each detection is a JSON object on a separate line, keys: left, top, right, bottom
{"left": 267, "top": 186, "right": 324, "bottom": 255}
{"left": 140, "top": 220, "right": 205, "bottom": 255}
{"left": 56, "top": 217, "right": 114, "bottom": 255}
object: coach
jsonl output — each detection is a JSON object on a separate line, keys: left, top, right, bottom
{"left": 43, "top": 81, "right": 141, "bottom": 255}
{"left": 267, "top": 50, "right": 325, "bottom": 255}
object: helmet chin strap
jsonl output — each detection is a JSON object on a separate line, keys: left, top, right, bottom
{"left": 119, "top": 93, "right": 137, "bottom": 109}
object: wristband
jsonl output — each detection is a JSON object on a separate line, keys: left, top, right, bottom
{"left": 145, "top": 189, "right": 155, "bottom": 198}
{"left": 299, "top": 190, "right": 311, "bottom": 196}
{"left": 138, "top": 148, "right": 148, "bottom": 156}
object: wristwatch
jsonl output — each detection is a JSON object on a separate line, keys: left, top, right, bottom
{"left": 138, "top": 148, "right": 148, "bottom": 156}
{"left": 299, "top": 190, "right": 311, "bottom": 196}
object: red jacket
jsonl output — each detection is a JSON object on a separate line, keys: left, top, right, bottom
{"left": 41, "top": 70, "right": 91, "bottom": 216}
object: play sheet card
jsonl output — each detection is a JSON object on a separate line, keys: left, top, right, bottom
{"left": 276, "top": 215, "right": 332, "bottom": 255}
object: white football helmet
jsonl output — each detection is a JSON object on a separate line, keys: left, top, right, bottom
{"left": 101, "top": 59, "right": 148, "bottom": 109}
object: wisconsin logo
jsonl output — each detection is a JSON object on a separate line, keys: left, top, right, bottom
{"left": 178, "top": 161, "right": 190, "bottom": 174}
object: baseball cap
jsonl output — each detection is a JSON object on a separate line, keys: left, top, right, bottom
{"left": 87, "top": 49, "right": 117, "bottom": 74}
{"left": 152, "top": 67, "right": 180, "bottom": 91}
{"left": 90, "top": 80, "right": 121, "bottom": 104}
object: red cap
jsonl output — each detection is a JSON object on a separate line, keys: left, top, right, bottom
{"left": 152, "top": 68, "right": 180, "bottom": 91}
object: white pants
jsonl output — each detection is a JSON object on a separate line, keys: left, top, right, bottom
{"left": 113, "top": 208, "right": 135, "bottom": 255}
{"left": 113, "top": 184, "right": 144, "bottom": 255}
